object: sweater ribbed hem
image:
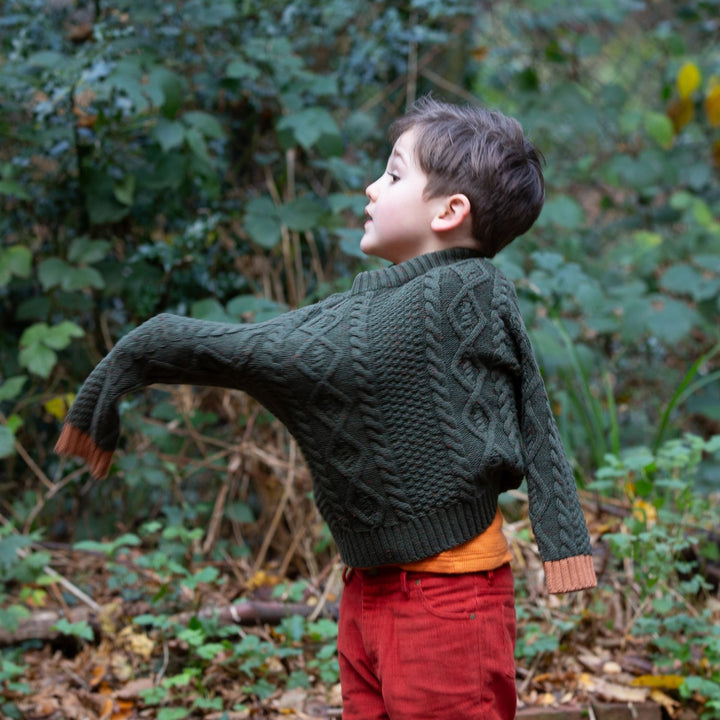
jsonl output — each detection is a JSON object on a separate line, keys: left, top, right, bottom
{"left": 544, "top": 555, "right": 597, "bottom": 594}
{"left": 333, "top": 489, "right": 499, "bottom": 569}
{"left": 55, "top": 423, "right": 114, "bottom": 480}
{"left": 351, "top": 248, "right": 483, "bottom": 294}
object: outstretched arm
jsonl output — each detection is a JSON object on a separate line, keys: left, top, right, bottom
{"left": 54, "top": 309, "right": 312, "bottom": 479}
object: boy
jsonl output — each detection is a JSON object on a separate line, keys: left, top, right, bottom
{"left": 56, "top": 96, "right": 596, "bottom": 719}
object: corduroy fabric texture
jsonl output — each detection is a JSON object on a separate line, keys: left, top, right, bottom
{"left": 55, "top": 248, "right": 596, "bottom": 593}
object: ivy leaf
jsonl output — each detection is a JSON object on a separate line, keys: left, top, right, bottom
{"left": 334, "top": 228, "right": 365, "bottom": 258}
{"left": 647, "top": 297, "right": 699, "bottom": 345}
{"left": 68, "top": 237, "right": 110, "bottom": 265}
{"left": 0, "top": 245, "right": 32, "bottom": 285}
{"left": 0, "top": 376, "right": 27, "bottom": 402}
{"left": 225, "top": 58, "right": 260, "bottom": 80}
{"left": 19, "top": 344, "right": 56, "bottom": 378}
{"left": 185, "top": 126, "right": 212, "bottom": 165}
{"left": 660, "top": 264, "right": 701, "bottom": 296}
{"left": 244, "top": 196, "right": 281, "bottom": 249}
{"left": 43, "top": 321, "right": 85, "bottom": 350}
{"left": 38, "top": 258, "right": 71, "bottom": 290}
{"left": 0, "top": 426, "right": 16, "bottom": 459}
{"left": 0, "top": 180, "right": 30, "bottom": 199}
{"left": 183, "top": 111, "right": 225, "bottom": 140}
{"left": 644, "top": 111, "right": 675, "bottom": 148}
{"left": 52, "top": 618, "right": 94, "bottom": 642}
{"left": 19, "top": 322, "right": 84, "bottom": 378}
{"left": 150, "top": 67, "right": 186, "bottom": 118}
{"left": 277, "top": 108, "right": 341, "bottom": 150}
{"left": 536, "top": 196, "right": 585, "bottom": 229}
{"left": 154, "top": 119, "right": 186, "bottom": 152}
{"left": 191, "top": 299, "right": 233, "bottom": 323}
{"left": 114, "top": 174, "right": 136, "bottom": 206}
{"left": 279, "top": 196, "right": 325, "bottom": 231}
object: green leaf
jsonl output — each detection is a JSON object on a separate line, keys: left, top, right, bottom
{"left": 277, "top": 108, "right": 341, "bottom": 150}
{"left": 19, "top": 344, "right": 56, "bottom": 378}
{"left": 279, "top": 196, "right": 325, "bottom": 231}
{"left": 0, "top": 376, "right": 27, "bottom": 402}
{"left": 183, "top": 111, "right": 225, "bottom": 140}
{"left": 537, "top": 196, "right": 585, "bottom": 229}
{"left": 151, "top": 67, "right": 186, "bottom": 118}
{"left": 0, "top": 245, "right": 32, "bottom": 285}
{"left": 63, "top": 267, "right": 105, "bottom": 291}
{"left": 38, "top": 258, "right": 71, "bottom": 290}
{"left": 51, "top": 618, "right": 94, "bottom": 642}
{"left": 660, "top": 264, "right": 702, "bottom": 296}
{"left": 0, "top": 426, "right": 16, "bottom": 459}
{"left": 68, "top": 238, "right": 110, "bottom": 265}
{"left": 154, "top": 119, "right": 186, "bottom": 152}
{"left": 0, "top": 180, "right": 30, "bottom": 199}
{"left": 225, "top": 501, "right": 254, "bottom": 523}
{"left": 0, "top": 533, "right": 31, "bottom": 568}
{"left": 644, "top": 111, "right": 675, "bottom": 148}
{"left": 43, "top": 321, "right": 84, "bottom": 350}
{"left": 27, "top": 50, "right": 65, "bottom": 68}
{"left": 647, "top": 297, "right": 699, "bottom": 344}
{"left": 157, "top": 707, "right": 189, "bottom": 720}
{"left": 334, "top": 228, "right": 365, "bottom": 258}
{"left": 244, "top": 196, "right": 281, "bottom": 249}
{"left": 185, "top": 127, "right": 212, "bottom": 165}
{"left": 226, "top": 58, "right": 261, "bottom": 80}
{"left": 114, "top": 174, "right": 136, "bottom": 206}
{"left": 190, "top": 299, "right": 233, "bottom": 323}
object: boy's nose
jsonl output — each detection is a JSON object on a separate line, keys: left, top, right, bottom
{"left": 366, "top": 179, "right": 379, "bottom": 201}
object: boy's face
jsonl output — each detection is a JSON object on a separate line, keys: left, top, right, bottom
{"left": 361, "top": 129, "right": 445, "bottom": 264}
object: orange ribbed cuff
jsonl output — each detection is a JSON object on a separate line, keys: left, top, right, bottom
{"left": 55, "top": 424, "right": 113, "bottom": 480}
{"left": 544, "top": 555, "right": 597, "bottom": 594}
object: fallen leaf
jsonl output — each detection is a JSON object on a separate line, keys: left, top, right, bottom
{"left": 117, "top": 626, "right": 155, "bottom": 660}
{"left": 650, "top": 688, "right": 682, "bottom": 716}
{"left": 114, "top": 677, "right": 155, "bottom": 699}
{"left": 631, "top": 674, "right": 685, "bottom": 690}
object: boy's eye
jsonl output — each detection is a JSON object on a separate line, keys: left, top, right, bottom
{"left": 386, "top": 171, "right": 400, "bottom": 182}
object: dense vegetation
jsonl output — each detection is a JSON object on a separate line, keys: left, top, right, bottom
{"left": 1, "top": 0, "right": 720, "bottom": 717}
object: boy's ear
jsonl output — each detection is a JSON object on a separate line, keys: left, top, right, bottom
{"left": 430, "top": 193, "right": 471, "bottom": 233}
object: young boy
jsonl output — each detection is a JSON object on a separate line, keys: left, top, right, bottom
{"left": 56, "top": 96, "right": 596, "bottom": 719}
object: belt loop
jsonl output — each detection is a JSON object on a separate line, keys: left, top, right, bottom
{"left": 342, "top": 567, "right": 355, "bottom": 585}
{"left": 400, "top": 570, "right": 408, "bottom": 596}
{"left": 488, "top": 569, "right": 495, "bottom": 586}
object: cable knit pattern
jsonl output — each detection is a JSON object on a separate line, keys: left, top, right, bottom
{"left": 55, "top": 248, "right": 596, "bottom": 592}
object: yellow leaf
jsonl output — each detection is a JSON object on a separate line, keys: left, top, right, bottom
{"left": 705, "top": 84, "right": 720, "bottom": 127}
{"left": 678, "top": 62, "right": 702, "bottom": 98}
{"left": 117, "top": 626, "right": 155, "bottom": 660}
{"left": 650, "top": 688, "right": 681, "bottom": 715}
{"left": 632, "top": 498, "right": 657, "bottom": 524}
{"left": 44, "top": 393, "right": 75, "bottom": 421}
{"left": 631, "top": 674, "right": 685, "bottom": 690}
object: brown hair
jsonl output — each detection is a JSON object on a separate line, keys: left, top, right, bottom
{"left": 390, "top": 96, "right": 545, "bottom": 257}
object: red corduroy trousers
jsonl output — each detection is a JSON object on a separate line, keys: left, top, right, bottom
{"left": 338, "top": 563, "right": 517, "bottom": 720}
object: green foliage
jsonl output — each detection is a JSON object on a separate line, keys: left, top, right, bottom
{"left": 594, "top": 434, "right": 720, "bottom": 717}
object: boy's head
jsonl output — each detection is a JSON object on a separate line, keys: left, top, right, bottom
{"left": 388, "top": 96, "right": 545, "bottom": 258}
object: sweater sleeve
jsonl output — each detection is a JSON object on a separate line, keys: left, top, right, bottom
{"left": 500, "top": 282, "right": 597, "bottom": 594}
{"left": 54, "top": 307, "right": 320, "bottom": 480}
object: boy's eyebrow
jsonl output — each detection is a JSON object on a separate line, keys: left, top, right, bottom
{"left": 389, "top": 146, "right": 408, "bottom": 167}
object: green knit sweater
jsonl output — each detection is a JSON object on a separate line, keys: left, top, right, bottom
{"left": 56, "top": 248, "right": 596, "bottom": 593}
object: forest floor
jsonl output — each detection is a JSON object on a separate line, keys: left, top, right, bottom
{"left": 1, "top": 496, "right": 715, "bottom": 720}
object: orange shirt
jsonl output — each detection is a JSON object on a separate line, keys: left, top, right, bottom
{"left": 400, "top": 508, "right": 512, "bottom": 573}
